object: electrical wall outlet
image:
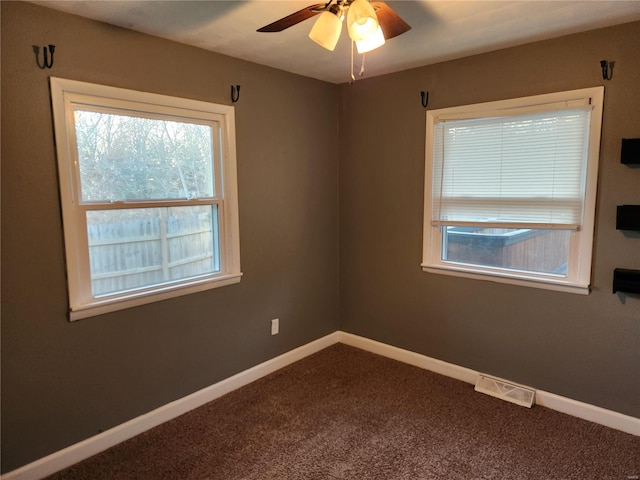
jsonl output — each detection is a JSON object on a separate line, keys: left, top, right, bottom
{"left": 271, "top": 318, "right": 279, "bottom": 335}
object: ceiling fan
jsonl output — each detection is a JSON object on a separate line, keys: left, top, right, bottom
{"left": 257, "top": 0, "right": 411, "bottom": 53}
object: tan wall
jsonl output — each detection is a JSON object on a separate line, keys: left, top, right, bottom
{"left": 2, "top": 0, "right": 640, "bottom": 474}
{"left": 1, "top": 2, "right": 339, "bottom": 472}
{"left": 339, "top": 21, "right": 640, "bottom": 418}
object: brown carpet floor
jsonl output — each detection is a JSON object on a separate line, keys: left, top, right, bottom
{"left": 46, "top": 343, "right": 640, "bottom": 479}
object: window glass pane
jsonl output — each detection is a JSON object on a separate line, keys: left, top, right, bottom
{"left": 74, "top": 110, "right": 215, "bottom": 202}
{"left": 87, "top": 205, "right": 220, "bottom": 297}
{"left": 442, "top": 227, "right": 570, "bottom": 275}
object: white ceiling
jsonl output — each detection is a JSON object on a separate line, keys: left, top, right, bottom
{"left": 31, "top": 0, "right": 640, "bottom": 84}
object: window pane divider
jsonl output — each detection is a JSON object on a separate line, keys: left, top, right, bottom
{"left": 79, "top": 199, "right": 222, "bottom": 210}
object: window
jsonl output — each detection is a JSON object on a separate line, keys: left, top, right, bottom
{"left": 422, "top": 87, "right": 604, "bottom": 294}
{"left": 50, "top": 78, "right": 241, "bottom": 320}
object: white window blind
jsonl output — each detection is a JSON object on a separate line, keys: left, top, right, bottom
{"left": 431, "top": 107, "right": 593, "bottom": 230}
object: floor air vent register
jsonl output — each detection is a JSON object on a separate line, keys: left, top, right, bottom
{"left": 475, "top": 374, "right": 536, "bottom": 408}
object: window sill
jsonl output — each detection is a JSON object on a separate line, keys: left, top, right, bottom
{"left": 421, "top": 264, "right": 590, "bottom": 295}
{"left": 69, "top": 273, "right": 243, "bottom": 321}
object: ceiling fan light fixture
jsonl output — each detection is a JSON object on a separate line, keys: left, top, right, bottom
{"left": 355, "top": 25, "right": 385, "bottom": 53}
{"left": 309, "top": 10, "right": 343, "bottom": 51}
{"left": 346, "top": 0, "right": 379, "bottom": 42}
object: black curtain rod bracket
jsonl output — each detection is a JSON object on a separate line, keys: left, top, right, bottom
{"left": 231, "top": 84, "right": 241, "bottom": 103}
{"left": 600, "top": 60, "right": 614, "bottom": 81}
{"left": 33, "top": 44, "right": 55, "bottom": 69}
{"left": 421, "top": 91, "right": 429, "bottom": 108}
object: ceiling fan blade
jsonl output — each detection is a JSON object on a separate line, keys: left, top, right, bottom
{"left": 257, "top": 3, "right": 328, "bottom": 32}
{"left": 372, "top": 2, "right": 411, "bottom": 40}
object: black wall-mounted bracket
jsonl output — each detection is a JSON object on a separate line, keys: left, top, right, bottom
{"left": 616, "top": 205, "right": 640, "bottom": 231}
{"left": 613, "top": 268, "right": 640, "bottom": 294}
{"left": 621, "top": 138, "right": 640, "bottom": 165}
{"left": 33, "top": 44, "right": 55, "bottom": 69}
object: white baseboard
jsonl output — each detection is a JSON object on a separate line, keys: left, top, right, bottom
{"left": 336, "top": 331, "right": 479, "bottom": 384}
{"left": 337, "top": 331, "right": 640, "bottom": 437}
{"left": 535, "top": 390, "right": 640, "bottom": 435}
{"left": 1, "top": 332, "right": 341, "bottom": 480}
{"left": 4, "top": 330, "right": 638, "bottom": 480}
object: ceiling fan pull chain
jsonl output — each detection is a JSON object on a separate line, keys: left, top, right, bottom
{"left": 350, "top": 40, "right": 356, "bottom": 83}
{"left": 359, "top": 53, "right": 366, "bottom": 77}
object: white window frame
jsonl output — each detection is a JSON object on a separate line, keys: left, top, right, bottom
{"left": 422, "top": 87, "right": 604, "bottom": 294}
{"left": 50, "top": 78, "right": 242, "bottom": 320}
